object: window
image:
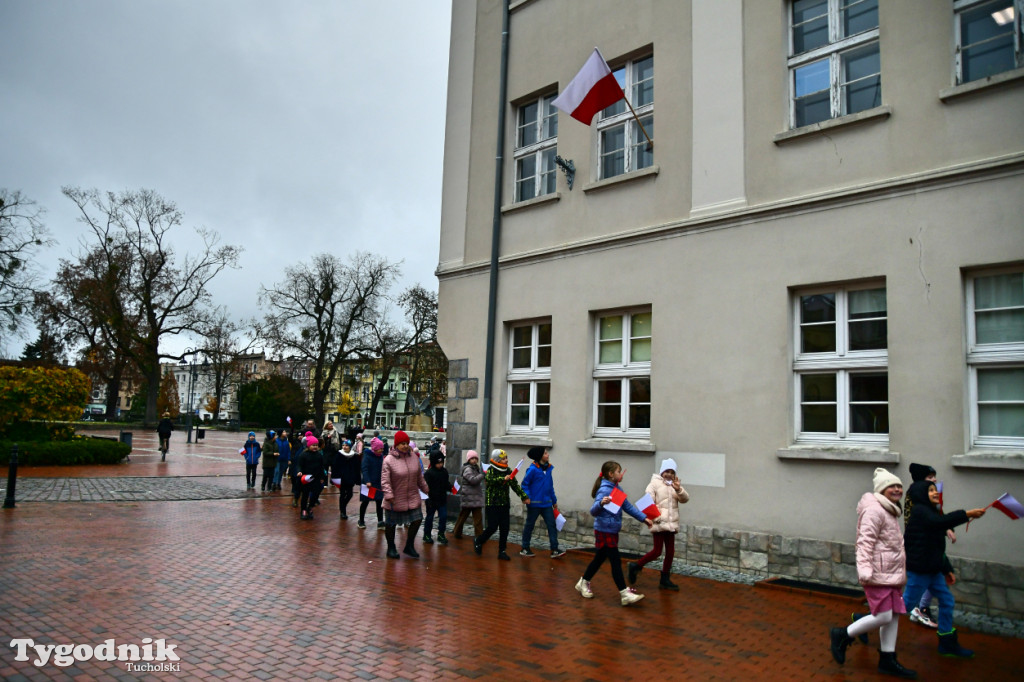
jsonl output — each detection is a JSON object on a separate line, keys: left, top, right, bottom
{"left": 514, "top": 94, "right": 558, "bottom": 201}
{"left": 593, "top": 309, "right": 652, "bottom": 437}
{"left": 793, "top": 285, "right": 888, "bottom": 443}
{"left": 506, "top": 321, "right": 552, "bottom": 433}
{"left": 955, "top": 0, "right": 1023, "bottom": 84}
{"left": 597, "top": 55, "right": 653, "bottom": 179}
{"left": 966, "top": 269, "right": 1024, "bottom": 448}
{"left": 788, "top": 0, "right": 880, "bottom": 128}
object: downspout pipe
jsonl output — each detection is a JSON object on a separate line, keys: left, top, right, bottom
{"left": 480, "top": 0, "right": 510, "bottom": 461}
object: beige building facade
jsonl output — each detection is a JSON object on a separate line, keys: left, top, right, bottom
{"left": 437, "top": 0, "right": 1024, "bottom": 615}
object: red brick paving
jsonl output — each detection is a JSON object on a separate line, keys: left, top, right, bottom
{"left": 1, "top": 430, "right": 1021, "bottom": 680}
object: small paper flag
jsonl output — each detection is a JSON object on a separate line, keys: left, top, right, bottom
{"left": 239, "top": 447, "right": 246, "bottom": 455}
{"left": 300, "top": 474, "right": 314, "bottom": 484}
{"left": 510, "top": 458, "right": 525, "bottom": 478}
{"left": 554, "top": 507, "right": 566, "bottom": 531}
{"left": 603, "top": 487, "right": 627, "bottom": 514}
{"left": 992, "top": 492, "right": 1024, "bottom": 520}
{"left": 360, "top": 484, "right": 378, "bottom": 499}
{"left": 451, "top": 480, "right": 461, "bottom": 495}
{"left": 419, "top": 489, "right": 429, "bottom": 500}
{"left": 635, "top": 492, "right": 661, "bottom": 519}
{"left": 330, "top": 478, "right": 341, "bottom": 488}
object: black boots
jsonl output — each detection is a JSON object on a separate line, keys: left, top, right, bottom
{"left": 659, "top": 572, "right": 679, "bottom": 590}
{"left": 830, "top": 627, "right": 853, "bottom": 664}
{"left": 627, "top": 562, "right": 641, "bottom": 585}
{"left": 404, "top": 521, "right": 421, "bottom": 558}
{"left": 385, "top": 525, "right": 400, "bottom": 559}
{"left": 937, "top": 630, "right": 974, "bottom": 658}
{"left": 877, "top": 651, "right": 917, "bottom": 678}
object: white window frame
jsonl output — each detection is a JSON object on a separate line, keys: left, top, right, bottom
{"left": 592, "top": 308, "right": 652, "bottom": 438}
{"left": 788, "top": 0, "right": 880, "bottom": 129}
{"left": 792, "top": 284, "right": 888, "bottom": 445}
{"left": 514, "top": 94, "right": 558, "bottom": 202}
{"left": 965, "top": 268, "right": 1024, "bottom": 449}
{"left": 596, "top": 54, "right": 654, "bottom": 180}
{"left": 506, "top": 320, "right": 552, "bottom": 434}
{"left": 954, "top": 0, "right": 1024, "bottom": 85}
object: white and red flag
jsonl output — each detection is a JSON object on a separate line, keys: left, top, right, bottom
{"left": 936, "top": 480, "right": 943, "bottom": 510}
{"left": 554, "top": 505, "right": 566, "bottom": 531}
{"left": 331, "top": 478, "right": 341, "bottom": 488}
{"left": 602, "top": 487, "right": 628, "bottom": 514}
{"left": 510, "top": 458, "right": 525, "bottom": 478}
{"left": 991, "top": 492, "right": 1024, "bottom": 520}
{"left": 552, "top": 48, "right": 625, "bottom": 125}
{"left": 238, "top": 447, "right": 246, "bottom": 455}
{"left": 451, "top": 480, "right": 461, "bottom": 495}
{"left": 635, "top": 493, "right": 661, "bottom": 520}
{"left": 300, "top": 474, "right": 315, "bottom": 484}
{"left": 287, "top": 416, "right": 292, "bottom": 425}
{"left": 360, "top": 484, "right": 378, "bottom": 499}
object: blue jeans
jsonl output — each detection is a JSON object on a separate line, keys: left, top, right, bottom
{"left": 274, "top": 461, "right": 288, "bottom": 486}
{"left": 424, "top": 502, "right": 448, "bottom": 536}
{"left": 522, "top": 506, "right": 560, "bottom": 551}
{"left": 903, "top": 571, "right": 955, "bottom": 633}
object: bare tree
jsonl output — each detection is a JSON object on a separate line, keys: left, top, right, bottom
{"left": 56, "top": 187, "right": 241, "bottom": 423}
{"left": 193, "top": 307, "right": 257, "bottom": 423}
{"left": 0, "top": 189, "right": 52, "bottom": 345}
{"left": 259, "top": 252, "right": 397, "bottom": 425}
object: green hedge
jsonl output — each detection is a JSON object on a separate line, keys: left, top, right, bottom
{"left": 0, "top": 437, "right": 130, "bottom": 466}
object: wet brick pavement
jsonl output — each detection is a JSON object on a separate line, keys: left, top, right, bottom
{"left": 0, "top": 429, "right": 1020, "bottom": 680}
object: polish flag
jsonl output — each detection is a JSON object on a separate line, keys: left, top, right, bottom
{"left": 300, "top": 474, "right": 315, "bottom": 484}
{"left": 510, "top": 458, "right": 525, "bottom": 478}
{"left": 992, "top": 492, "right": 1024, "bottom": 520}
{"left": 552, "top": 48, "right": 625, "bottom": 125}
{"left": 936, "top": 481, "right": 943, "bottom": 510}
{"left": 635, "top": 493, "right": 661, "bottom": 520}
{"left": 419, "top": 489, "right": 429, "bottom": 500}
{"left": 238, "top": 447, "right": 246, "bottom": 455}
{"left": 331, "top": 478, "right": 341, "bottom": 488}
{"left": 451, "top": 480, "right": 461, "bottom": 495}
{"left": 554, "top": 506, "right": 566, "bottom": 531}
{"left": 287, "top": 416, "right": 292, "bottom": 425}
{"left": 482, "top": 463, "right": 490, "bottom": 472}
{"left": 602, "top": 487, "right": 628, "bottom": 514}
{"left": 360, "top": 484, "right": 378, "bottom": 500}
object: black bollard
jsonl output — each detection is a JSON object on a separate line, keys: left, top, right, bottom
{"left": 3, "top": 444, "right": 17, "bottom": 508}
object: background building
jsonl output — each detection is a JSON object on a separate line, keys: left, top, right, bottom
{"left": 437, "top": 0, "right": 1024, "bottom": 617}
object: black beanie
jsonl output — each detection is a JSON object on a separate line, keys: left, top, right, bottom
{"left": 527, "top": 446, "right": 546, "bottom": 462}
{"left": 909, "top": 463, "right": 936, "bottom": 482}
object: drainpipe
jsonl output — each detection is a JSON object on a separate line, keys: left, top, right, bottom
{"left": 480, "top": 0, "right": 510, "bottom": 461}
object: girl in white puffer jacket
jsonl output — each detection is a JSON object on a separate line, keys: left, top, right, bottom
{"left": 627, "top": 458, "right": 689, "bottom": 591}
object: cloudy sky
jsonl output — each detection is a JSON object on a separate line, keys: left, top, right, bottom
{"left": 0, "top": 0, "right": 452, "bottom": 357}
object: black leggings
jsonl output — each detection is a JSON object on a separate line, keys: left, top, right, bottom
{"left": 339, "top": 486, "right": 354, "bottom": 514}
{"left": 583, "top": 545, "right": 626, "bottom": 590}
{"left": 245, "top": 464, "right": 258, "bottom": 487}
{"left": 359, "top": 498, "right": 383, "bottom": 523}
{"left": 261, "top": 469, "right": 274, "bottom": 490}
{"left": 477, "top": 505, "right": 511, "bottom": 552}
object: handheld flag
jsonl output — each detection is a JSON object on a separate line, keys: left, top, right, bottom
{"left": 991, "top": 492, "right": 1024, "bottom": 520}
{"left": 451, "top": 480, "right": 461, "bottom": 495}
{"left": 552, "top": 48, "right": 625, "bottom": 124}
{"left": 936, "top": 480, "right": 943, "bottom": 510}
{"left": 360, "top": 484, "right": 378, "bottom": 500}
{"left": 510, "top": 458, "right": 525, "bottom": 478}
{"left": 330, "top": 478, "right": 341, "bottom": 488}
{"left": 287, "top": 416, "right": 292, "bottom": 425}
{"left": 300, "top": 474, "right": 314, "bottom": 484}
{"left": 419, "top": 489, "right": 429, "bottom": 500}
{"left": 482, "top": 462, "right": 490, "bottom": 472}
{"left": 554, "top": 506, "right": 566, "bottom": 531}
{"left": 238, "top": 447, "right": 246, "bottom": 455}
{"left": 602, "top": 487, "right": 628, "bottom": 514}
{"left": 635, "top": 493, "right": 661, "bottom": 520}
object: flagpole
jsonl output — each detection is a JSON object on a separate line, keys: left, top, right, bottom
{"left": 621, "top": 94, "right": 653, "bottom": 150}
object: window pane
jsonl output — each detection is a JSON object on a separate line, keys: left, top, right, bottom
{"left": 978, "top": 368, "right": 1024, "bottom": 401}
{"left": 630, "top": 339, "right": 651, "bottom": 363}
{"left": 516, "top": 156, "right": 536, "bottom": 202}
{"left": 802, "top": 373, "right": 837, "bottom": 402}
{"left": 842, "top": 44, "right": 881, "bottom": 114}
{"left": 598, "top": 405, "right": 621, "bottom": 428}
{"left": 512, "top": 348, "right": 531, "bottom": 369}
{"left": 963, "top": 35, "right": 1016, "bottom": 82}
{"left": 962, "top": 1, "right": 1014, "bottom": 45}
{"left": 961, "top": 1, "right": 1017, "bottom": 82}
{"left": 629, "top": 404, "right": 651, "bottom": 429}
{"left": 631, "top": 116, "right": 654, "bottom": 171}
{"left": 630, "top": 312, "right": 652, "bottom": 362}
{"left": 536, "top": 405, "right": 550, "bottom": 427}
{"left": 802, "top": 324, "right": 836, "bottom": 353}
{"left": 540, "top": 148, "right": 557, "bottom": 195}
{"left": 538, "top": 323, "right": 552, "bottom": 345}
{"left": 976, "top": 310, "right": 1024, "bottom": 344}
{"left": 850, "top": 403, "right": 888, "bottom": 434}
{"left": 542, "top": 96, "right": 558, "bottom": 140}
{"left": 513, "top": 326, "right": 532, "bottom": 346}
{"left": 634, "top": 56, "right": 654, "bottom": 107}
{"left": 510, "top": 383, "right": 531, "bottom": 403}
{"left": 536, "top": 382, "right": 551, "bottom": 403}
{"left": 597, "top": 379, "right": 622, "bottom": 403}
{"left": 802, "top": 405, "right": 837, "bottom": 432}
{"left": 537, "top": 346, "right": 551, "bottom": 367}
{"left": 600, "top": 125, "right": 625, "bottom": 178}
{"left": 975, "top": 272, "right": 1024, "bottom": 308}
{"left": 795, "top": 59, "right": 830, "bottom": 98}
{"left": 599, "top": 340, "right": 622, "bottom": 364}
{"left": 849, "top": 288, "right": 886, "bottom": 317}
{"left": 792, "top": 0, "right": 829, "bottom": 54}
{"left": 630, "top": 377, "right": 651, "bottom": 403}
{"left": 518, "top": 101, "right": 538, "bottom": 147}
{"left": 841, "top": 0, "right": 878, "bottom": 37}
{"left": 801, "top": 293, "right": 836, "bottom": 323}
{"left": 851, "top": 372, "right": 887, "bottom": 401}
{"left": 600, "top": 316, "right": 623, "bottom": 340}
{"left": 510, "top": 405, "right": 530, "bottom": 426}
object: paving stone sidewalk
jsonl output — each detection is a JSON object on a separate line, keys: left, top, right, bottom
{"left": 5, "top": 476, "right": 250, "bottom": 502}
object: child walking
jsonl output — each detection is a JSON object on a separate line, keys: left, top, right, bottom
{"left": 241, "top": 431, "right": 261, "bottom": 490}
{"left": 473, "top": 449, "right": 529, "bottom": 560}
{"left": 628, "top": 457, "right": 689, "bottom": 590}
{"left": 273, "top": 430, "right": 291, "bottom": 492}
{"left": 452, "top": 450, "right": 484, "bottom": 539}
{"left": 260, "top": 430, "right": 278, "bottom": 492}
{"left": 423, "top": 450, "right": 450, "bottom": 545}
{"left": 576, "top": 461, "right": 653, "bottom": 606}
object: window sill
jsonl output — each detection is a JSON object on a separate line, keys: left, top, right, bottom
{"left": 776, "top": 444, "right": 898, "bottom": 463}
{"left": 491, "top": 434, "right": 553, "bottom": 448}
{"left": 582, "top": 165, "right": 659, "bottom": 194}
{"left": 951, "top": 450, "right": 1024, "bottom": 471}
{"left": 940, "top": 67, "right": 1024, "bottom": 103}
{"left": 773, "top": 105, "right": 892, "bottom": 145}
{"left": 577, "top": 438, "right": 656, "bottom": 453}
{"left": 501, "top": 192, "right": 560, "bottom": 215}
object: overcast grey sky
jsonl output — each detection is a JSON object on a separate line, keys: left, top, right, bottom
{"left": 0, "top": 0, "right": 452, "bottom": 357}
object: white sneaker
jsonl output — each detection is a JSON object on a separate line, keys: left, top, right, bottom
{"left": 620, "top": 587, "right": 645, "bottom": 606}
{"left": 909, "top": 607, "right": 937, "bottom": 628}
{"left": 575, "top": 577, "right": 594, "bottom": 599}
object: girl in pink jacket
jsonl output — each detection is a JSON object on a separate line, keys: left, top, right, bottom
{"left": 830, "top": 468, "right": 916, "bottom": 679}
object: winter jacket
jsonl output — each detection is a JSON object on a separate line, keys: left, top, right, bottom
{"left": 590, "top": 479, "right": 647, "bottom": 534}
{"left": 424, "top": 466, "right": 451, "bottom": 507}
{"left": 903, "top": 480, "right": 967, "bottom": 575}
{"left": 644, "top": 473, "right": 690, "bottom": 533}
{"left": 855, "top": 492, "right": 906, "bottom": 587}
{"left": 521, "top": 462, "right": 557, "bottom": 508}
{"left": 381, "top": 450, "right": 428, "bottom": 512}
{"left": 321, "top": 426, "right": 341, "bottom": 455}
{"left": 275, "top": 436, "right": 291, "bottom": 464}
{"left": 331, "top": 447, "right": 361, "bottom": 487}
{"left": 261, "top": 437, "right": 278, "bottom": 470}
{"left": 459, "top": 461, "right": 486, "bottom": 508}
{"left": 242, "top": 439, "right": 261, "bottom": 465}
{"left": 296, "top": 448, "right": 325, "bottom": 484}
{"left": 483, "top": 462, "right": 527, "bottom": 507}
{"left": 156, "top": 419, "right": 174, "bottom": 437}
{"left": 361, "top": 447, "right": 384, "bottom": 501}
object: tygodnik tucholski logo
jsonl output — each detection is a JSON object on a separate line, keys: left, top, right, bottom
{"left": 9, "top": 637, "right": 181, "bottom": 671}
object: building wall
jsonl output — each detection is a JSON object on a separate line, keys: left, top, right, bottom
{"left": 438, "top": 0, "right": 1024, "bottom": 614}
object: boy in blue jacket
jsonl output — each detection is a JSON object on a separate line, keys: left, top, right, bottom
{"left": 520, "top": 446, "right": 565, "bottom": 558}
{"left": 241, "top": 431, "right": 261, "bottom": 490}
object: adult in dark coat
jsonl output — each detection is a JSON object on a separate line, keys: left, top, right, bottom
{"left": 331, "top": 439, "right": 361, "bottom": 519}
{"left": 156, "top": 412, "right": 174, "bottom": 461}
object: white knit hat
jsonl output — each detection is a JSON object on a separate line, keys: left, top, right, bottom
{"left": 873, "top": 467, "right": 903, "bottom": 494}
{"left": 490, "top": 448, "right": 507, "bottom": 462}
{"left": 659, "top": 458, "right": 678, "bottom": 474}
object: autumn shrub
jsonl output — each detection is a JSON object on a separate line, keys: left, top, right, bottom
{"left": 0, "top": 365, "right": 91, "bottom": 439}
{"left": 0, "top": 436, "right": 129, "bottom": 466}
